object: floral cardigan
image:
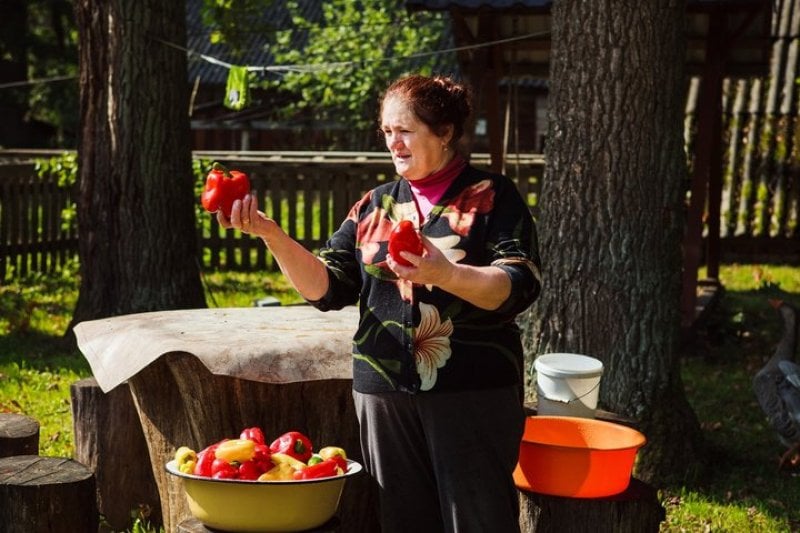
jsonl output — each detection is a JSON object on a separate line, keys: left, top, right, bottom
{"left": 308, "top": 164, "right": 542, "bottom": 394}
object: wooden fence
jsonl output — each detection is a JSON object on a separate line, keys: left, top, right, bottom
{"left": 0, "top": 151, "right": 544, "bottom": 279}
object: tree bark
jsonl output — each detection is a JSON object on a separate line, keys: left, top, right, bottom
{"left": 523, "top": 0, "right": 705, "bottom": 485}
{"left": 71, "top": 0, "right": 205, "bottom": 327}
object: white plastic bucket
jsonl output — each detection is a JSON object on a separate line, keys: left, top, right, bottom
{"left": 534, "top": 353, "right": 604, "bottom": 418}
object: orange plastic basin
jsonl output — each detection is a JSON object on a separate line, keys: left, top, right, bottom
{"left": 513, "top": 416, "right": 646, "bottom": 498}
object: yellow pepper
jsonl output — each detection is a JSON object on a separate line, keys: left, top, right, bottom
{"left": 318, "top": 446, "right": 347, "bottom": 462}
{"left": 174, "top": 446, "right": 197, "bottom": 474}
{"left": 270, "top": 452, "right": 307, "bottom": 470}
{"left": 214, "top": 438, "right": 256, "bottom": 464}
{"left": 258, "top": 462, "right": 295, "bottom": 481}
{"left": 318, "top": 446, "right": 348, "bottom": 472}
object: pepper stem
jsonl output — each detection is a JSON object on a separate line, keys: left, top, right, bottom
{"left": 211, "top": 161, "right": 230, "bottom": 177}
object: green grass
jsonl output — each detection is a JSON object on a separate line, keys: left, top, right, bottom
{"left": 660, "top": 264, "right": 800, "bottom": 532}
{"left": 1, "top": 263, "right": 799, "bottom": 531}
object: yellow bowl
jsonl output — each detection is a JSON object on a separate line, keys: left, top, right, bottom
{"left": 166, "top": 459, "right": 363, "bottom": 532}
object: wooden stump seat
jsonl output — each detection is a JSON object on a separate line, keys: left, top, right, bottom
{"left": 0, "top": 455, "right": 98, "bottom": 533}
{"left": 70, "top": 376, "right": 161, "bottom": 530}
{"left": 0, "top": 413, "right": 39, "bottom": 458}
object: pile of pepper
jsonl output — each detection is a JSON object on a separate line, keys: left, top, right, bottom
{"left": 173, "top": 427, "right": 348, "bottom": 482}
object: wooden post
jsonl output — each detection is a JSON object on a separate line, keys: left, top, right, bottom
{"left": 681, "top": 12, "right": 726, "bottom": 331}
{"left": 0, "top": 455, "right": 98, "bottom": 533}
{"left": 70, "top": 377, "right": 161, "bottom": 530}
{"left": 0, "top": 413, "right": 39, "bottom": 457}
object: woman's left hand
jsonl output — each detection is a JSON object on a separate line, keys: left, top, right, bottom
{"left": 386, "top": 235, "right": 454, "bottom": 287}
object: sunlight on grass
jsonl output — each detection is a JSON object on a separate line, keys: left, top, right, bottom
{"left": 661, "top": 489, "right": 789, "bottom": 532}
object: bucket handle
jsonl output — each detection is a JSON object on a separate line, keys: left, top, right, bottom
{"left": 541, "top": 378, "right": 601, "bottom": 405}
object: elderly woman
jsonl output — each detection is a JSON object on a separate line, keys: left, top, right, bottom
{"left": 222, "top": 74, "right": 541, "bottom": 533}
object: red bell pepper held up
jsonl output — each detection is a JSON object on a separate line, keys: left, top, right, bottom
{"left": 388, "top": 220, "right": 423, "bottom": 266}
{"left": 269, "top": 431, "right": 313, "bottom": 463}
{"left": 201, "top": 162, "right": 251, "bottom": 218}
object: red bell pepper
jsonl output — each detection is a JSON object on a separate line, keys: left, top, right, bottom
{"left": 237, "top": 459, "right": 263, "bottom": 480}
{"left": 193, "top": 444, "right": 218, "bottom": 477}
{"left": 388, "top": 220, "right": 423, "bottom": 266}
{"left": 293, "top": 458, "right": 340, "bottom": 480}
{"left": 240, "top": 426, "right": 266, "bottom": 445}
{"left": 200, "top": 162, "right": 250, "bottom": 218}
{"left": 269, "top": 431, "right": 313, "bottom": 463}
{"left": 211, "top": 457, "right": 239, "bottom": 479}
{"left": 252, "top": 443, "right": 272, "bottom": 471}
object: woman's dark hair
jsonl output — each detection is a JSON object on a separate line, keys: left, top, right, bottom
{"left": 380, "top": 74, "right": 472, "bottom": 145}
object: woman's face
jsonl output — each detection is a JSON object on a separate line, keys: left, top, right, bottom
{"left": 380, "top": 96, "right": 451, "bottom": 181}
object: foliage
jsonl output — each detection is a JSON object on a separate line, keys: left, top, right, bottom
{"left": 200, "top": 0, "right": 278, "bottom": 58}
{"left": 261, "top": 0, "right": 449, "bottom": 148}
{"left": 1, "top": 1, "right": 79, "bottom": 147}
{"left": 34, "top": 151, "right": 79, "bottom": 233}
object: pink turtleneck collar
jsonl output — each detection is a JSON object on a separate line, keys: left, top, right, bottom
{"left": 408, "top": 155, "right": 466, "bottom": 220}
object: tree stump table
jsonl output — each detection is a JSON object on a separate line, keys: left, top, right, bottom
{"left": 0, "top": 413, "right": 39, "bottom": 458}
{"left": 0, "top": 455, "right": 97, "bottom": 533}
{"left": 73, "top": 306, "right": 379, "bottom": 533}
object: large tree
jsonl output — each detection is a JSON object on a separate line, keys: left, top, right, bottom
{"left": 526, "top": 0, "right": 705, "bottom": 484}
{"left": 71, "top": 0, "right": 205, "bottom": 325}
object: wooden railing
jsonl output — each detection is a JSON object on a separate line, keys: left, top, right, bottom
{"left": 0, "top": 151, "right": 544, "bottom": 278}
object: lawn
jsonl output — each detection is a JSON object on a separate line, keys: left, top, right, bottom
{"left": 1, "top": 263, "right": 799, "bottom": 532}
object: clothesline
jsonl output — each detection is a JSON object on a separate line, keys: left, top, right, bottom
{"left": 0, "top": 29, "right": 551, "bottom": 90}
{"left": 161, "top": 29, "right": 551, "bottom": 73}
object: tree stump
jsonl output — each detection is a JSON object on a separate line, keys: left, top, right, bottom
{"left": 70, "top": 377, "right": 161, "bottom": 530}
{"left": 0, "top": 455, "right": 98, "bottom": 533}
{"left": 0, "top": 413, "right": 39, "bottom": 458}
{"left": 518, "top": 478, "right": 665, "bottom": 533}
{"left": 127, "top": 352, "right": 380, "bottom": 533}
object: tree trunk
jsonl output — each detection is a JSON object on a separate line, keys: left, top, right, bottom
{"left": 523, "top": 0, "right": 705, "bottom": 485}
{"left": 71, "top": 0, "right": 205, "bottom": 326}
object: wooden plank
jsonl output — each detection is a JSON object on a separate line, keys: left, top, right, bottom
{"left": 735, "top": 78, "right": 764, "bottom": 236}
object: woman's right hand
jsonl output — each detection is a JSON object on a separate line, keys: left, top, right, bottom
{"left": 217, "top": 193, "right": 278, "bottom": 241}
